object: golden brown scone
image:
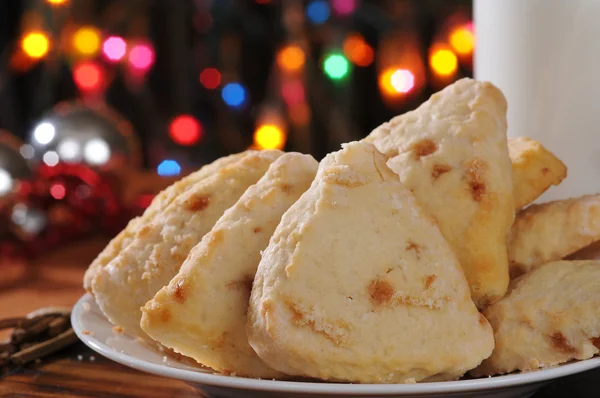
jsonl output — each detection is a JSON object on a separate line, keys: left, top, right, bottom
{"left": 91, "top": 150, "right": 282, "bottom": 338}
{"left": 508, "top": 193, "right": 600, "bottom": 278}
{"left": 83, "top": 152, "right": 246, "bottom": 293}
{"left": 141, "top": 153, "right": 317, "bottom": 378}
{"left": 472, "top": 260, "right": 600, "bottom": 377}
{"left": 364, "top": 78, "right": 514, "bottom": 308}
{"left": 247, "top": 142, "right": 494, "bottom": 384}
{"left": 509, "top": 137, "right": 567, "bottom": 211}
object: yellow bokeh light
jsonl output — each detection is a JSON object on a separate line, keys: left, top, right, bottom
{"left": 73, "top": 27, "right": 101, "bottom": 56}
{"left": 450, "top": 27, "right": 475, "bottom": 55}
{"left": 378, "top": 69, "right": 397, "bottom": 96}
{"left": 430, "top": 48, "right": 458, "bottom": 77}
{"left": 277, "top": 45, "right": 305, "bottom": 73}
{"left": 47, "top": 0, "right": 68, "bottom": 5}
{"left": 254, "top": 125, "right": 286, "bottom": 150}
{"left": 22, "top": 32, "right": 50, "bottom": 59}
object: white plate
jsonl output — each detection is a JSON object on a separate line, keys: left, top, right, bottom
{"left": 72, "top": 294, "right": 600, "bottom": 398}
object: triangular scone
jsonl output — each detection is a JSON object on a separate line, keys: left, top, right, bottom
{"left": 508, "top": 193, "right": 600, "bottom": 278}
{"left": 363, "top": 78, "right": 514, "bottom": 308}
{"left": 472, "top": 260, "right": 600, "bottom": 377}
{"left": 141, "top": 153, "right": 317, "bottom": 378}
{"left": 91, "top": 150, "right": 283, "bottom": 338}
{"left": 509, "top": 137, "right": 567, "bottom": 211}
{"left": 83, "top": 152, "right": 246, "bottom": 293}
{"left": 247, "top": 142, "right": 494, "bottom": 383}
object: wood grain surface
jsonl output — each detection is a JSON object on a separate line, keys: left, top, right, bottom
{"left": 1, "top": 238, "right": 599, "bottom": 397}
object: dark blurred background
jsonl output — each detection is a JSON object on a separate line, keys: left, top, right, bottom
{"left": 0, "top": 0, "right": 474, "bottom": 257}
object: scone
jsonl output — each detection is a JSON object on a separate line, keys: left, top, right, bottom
{"left": 247, "top": 142, "right": 494, "bottom": 384}
{"left": 91, "top": 150, "right": 283, "bottom": 337}
{"left": 364, "top": 78, "right": 514, "bottom": 308}
{"left": 472, "top": 260, "right": 600, "bottom": 376}
{"left": 508, "top": 193, "right": 600, "bottom": 278}
{"left": 141, "top": 153, "right": 318, "bottom": 378}
{"left": 508, "top": 137, "right": 567, "bottom": 210}
{"left": 83, "top": 152, "right": 246, "bottom": 292}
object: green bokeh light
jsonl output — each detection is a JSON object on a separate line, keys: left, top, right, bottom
{"left": 323, "top": 53, "right": 349, "bottom": 80}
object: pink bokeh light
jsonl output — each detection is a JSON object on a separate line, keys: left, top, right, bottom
{"left": 103, "top": 36, "right": 127, "bottom": 62}
{"left": 128, "top": 43, "right": 155, "bottom": 71}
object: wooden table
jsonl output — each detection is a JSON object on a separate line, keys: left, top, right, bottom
{"left": 1, "top": 238, "right": 599, "bottom": 397}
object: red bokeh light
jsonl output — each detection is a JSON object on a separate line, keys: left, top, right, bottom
{"left": 73, "top": 62, "right": 103, "bottom": 91}
{"left": 129, "top": 44, "right": 155, "bottom": 71}
{"left": 200, "top": 68, "right": 221, "bottom": 89}
{"left": 50, "top": 183, "right": 66, "bottom": 200}
{"left": 281, "top": 80, "right": 305, "bottom": 106}
{"left": 169, "top": 115, "right": 202, "bottom": 146}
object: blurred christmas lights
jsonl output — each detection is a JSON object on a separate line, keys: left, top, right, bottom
{"left": 157, "top": 160, "right": 182, "bottom": 177}
{"left": 430, "top": 47, "right": 458, "bottom": 77}
{"left": 289, "top": 103, "right": 311, "bottom": 126}
{"left": 73, "top": 62, "right": 103, "bottom": 92}
{"left": 343, "top": 34, "right": 374, "bottom": 67}
{"left": 332, "top": 0, "right": 357, "bottom": 16}
{"left": 450, "top": 24, "right": 475, "bottom": 55}
{"left": 83, "top": 138, "right": 111, "bottom": 165}
{"left": 0, "top": 169, "right": 13, "bottom": 196}
{"left": 277, "top": 45, "right": 305, "bottom": 73}
{"left": 22, "top": 32, "right": 50, "bottom": 59}
{"left": 103, "top": 36, "right": 127, "bottom": 62}
{"left": 57, "top": 139, "right": 81, "bottom": 162}
{"left": 281, "top": 80, "right": 305, "bottom": 106}
{"left": 221, "top": 83, "right": 247, "bottom": 108}
{"left": 46, "top": 0, "right": 68, "bottom": 5}
{"left": 323, "top": 53, "right": 350, "bottom": 80}
{"left": 50, "top": 183, "right": 66, "bottom": 200}
{"left": 169, "top": 115, "right": 202, "bottom": 146}
{"left": 43, "top": 151, "right": 59, "bottom": 167}
{"left": 306, "top": 0, "right": 330, "bottom": 25}
{"left": 33, "top": 122, "right": 55, "bottom": 145}
{"left": 128, "top": 43, "right": 155, "bottom": 71}
{"left": 379, "top": 68, "right": 415, "bottom": 97}
{"left": 73, "top": 27, "right": 101, "bottom": 57}
{"left": 200, "top": 68, "right": 221, "bottom": 89}
{"left": 254, "top": 125, "right": 286, "bottom": 150}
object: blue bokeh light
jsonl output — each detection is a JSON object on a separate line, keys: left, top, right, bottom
{"left": 306, "top": 0, "right": 330, "bottom": 25}
{"left": 221, "top": 82, "right": 247, "bottom": 108}
{"left": 157, "top": 159, "right": 181, "bottom": 177}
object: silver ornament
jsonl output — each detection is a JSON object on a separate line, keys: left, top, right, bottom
{"left": 0, "top": 131, "right": 33, "bottom": 198}
{"left": 27, "top": 102, "right": 140, "bottom": 171}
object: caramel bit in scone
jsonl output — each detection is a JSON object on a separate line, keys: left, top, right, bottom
{"left": 138, "top": 225, "right": 152, "bottom": 237}
{"left": 549, "top": 332, "right": 576, "bottom": 353}
{"left": 467, "top": 158, "right": 487, "bottom": 202}
{"left": 172, "top": 279, "right": 187, "bottom": 304}
{"left": 478, "top": 313, "right": 488, "bottom": 327}
{"left": 412, "top": 139, "right": 437, "bottom": 159}
{"left": 185, "top": 194, "right": 210, "bottom": 211}
{"left": 160, "top": 308, "right": 172, "bottom": 323}
{"left": 385, "top": 267, "right": 393, "bottom": 274}
{"left": 280, "top": 183, "right": 292, "bottom": 193}
{"left": 368, "top": 279, "right": 395, "bottom": 306}
{"left": 253, "top": 226, "right": 262, "bottom": 233}
{"left": 431, "top": 164, "right": 452, "bottom": 180}
{"left": 591, "top": 337, "right": 600, "bottom": 350}
{"left": 542, "top": 167, "right": 550, "bottom": 175}
{"left": 424, "top": 274, "right": 437, "bottom": 289}
{"left": 406, "top": 241, "right": 422, "bottom": 259}
{"left": 285, "top": 300, "right": 349, "bottom": 346}
{"left": 113, "top": 325, "right": 124, "bottom": 334}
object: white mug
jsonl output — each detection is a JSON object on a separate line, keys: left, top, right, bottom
{"left": 474, "top": 0, "right": 600, "bottom": 201}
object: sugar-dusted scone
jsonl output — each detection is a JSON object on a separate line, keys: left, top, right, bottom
{"left": 508, "top": 193, "right": 600, "bottom": 278}
{"left": 472, "top": 260, "right": 600, "bottom": 377}
{"left": 247, "top": 142, "right": 494, "bottom": 384}
{"left": 363, "top": 78, "right": 514, "bottom": 308}
{"left": 83, "top": 152, "right": 246, "bottom": 293}
{"left": 141, "top": 153, "right": 317, "bottom": 378}
{"left": 91, "top": 150, "right": 283, "bottom": 338}
{"left": 509, "top": 137, "right": 567, "bottom": 211}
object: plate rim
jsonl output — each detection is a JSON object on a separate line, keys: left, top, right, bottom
{"left": 72, "top": 293, "right": 600, "bottom": 395}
